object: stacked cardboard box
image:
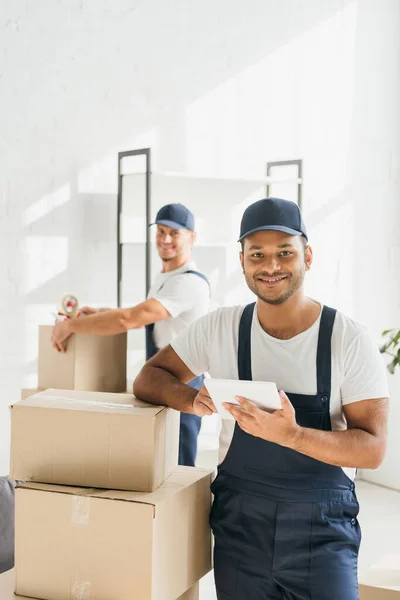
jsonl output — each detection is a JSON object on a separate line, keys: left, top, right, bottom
{"left": 9, "top": 327, "right": 212, "bottom": 599}
{"left": 38, "top": 325, "right": 128, "bottom": 392}
{"left": 0, "top": 569, "right": 201, "bottom": 600}
{"left": 10, "top": 389, "right": 180, "bottom": 492}
{"left": 20, "top": 325, "right": 127, "bottom": 401}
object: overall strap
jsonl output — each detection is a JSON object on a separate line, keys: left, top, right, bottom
{"left": 184, "top": 270, "right": 210, "bottom": 286}
{"left": 145, "top": 323, "right": 156, "bottom": 360}
{"left": 316, "top": 306, "right": 337, "bottom": 395}
{"left": 237, "top": 303, "right": 256, "bottom": 381}
{"left": 156, "top": 269, "right": 210, "bottom": 294}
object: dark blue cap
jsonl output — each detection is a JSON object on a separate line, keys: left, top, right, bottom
{"left": 152, "top": 203, "right": 195, "bottom": 231}
{"left": 238, "top": 198, "right": 308, "bottom": 242}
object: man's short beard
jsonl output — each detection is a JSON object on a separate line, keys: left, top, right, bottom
{"left": 244, "top": 268, "right": 305, "bottom": 305}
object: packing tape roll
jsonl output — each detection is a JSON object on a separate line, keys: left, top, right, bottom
{"left": 60, "top": 294, "right": 79, "bottom": 317}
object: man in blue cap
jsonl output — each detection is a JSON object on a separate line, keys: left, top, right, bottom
{"left": 51, "top": 203, "right": 210, "bottom": 467}
{"left": 133, "top": 198, "right": 389, "bottom": 599}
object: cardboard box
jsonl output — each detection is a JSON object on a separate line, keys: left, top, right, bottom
{"left": 10, "top": 389, "right": 179, "bottom": 492}
{"left": 360, "top": 587, "right": 400, "bottom": 599}
{"left": 15, "top": 468, "right": 213, "bottom": 600}
{"left": 359, "top": 557, "right": 400, "bottom": 599}
{"left": 177, "top": 583, "right": 199, "bottom": 600}
{"left": 0, "top": 569, "right": 200, "bottom": 600}
{"left": 21, "top": 388, "right": 43, "bottom": 401}
{"left": 0, "top": 569, "right": 31, "bottom": 600}
{"left": 38, "top": 325, "right": 127, "bottom": 392}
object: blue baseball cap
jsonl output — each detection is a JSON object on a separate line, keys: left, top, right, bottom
{"left": 238, "top": 198, "right": 308, "bottom": 242}
{"left": 152, "top": 203, "right": 195, "bottom": 231}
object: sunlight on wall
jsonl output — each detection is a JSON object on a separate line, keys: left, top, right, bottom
{"left": 23, "top": 236, "right": 68, "bottom": 294}
{"left": 184, "top": 1, "right": 357, "bottom": 312}
{"left": 78, "top": 153, "right": 118, "bottom": 194}
{"left": 24, "top": 183, "right": 71, "bottom": 227}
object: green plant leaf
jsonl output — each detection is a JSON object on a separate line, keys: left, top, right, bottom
{"left": 382, "top": 329, "right": 394, "bottom": 336}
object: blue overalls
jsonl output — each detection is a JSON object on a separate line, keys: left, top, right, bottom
{"left": 210, "top": 303, "right": 361, "bottom": 599}
{"left": 145, "top": 269, "right": 209, "bottom": 467}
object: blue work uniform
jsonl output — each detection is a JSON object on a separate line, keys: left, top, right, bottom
{"left": 210, "top": 303, "right": 361, "bottom": 599}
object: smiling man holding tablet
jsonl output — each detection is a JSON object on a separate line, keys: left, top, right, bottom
{"left": 134, "top": 197, "right": 389, "bottom": 600}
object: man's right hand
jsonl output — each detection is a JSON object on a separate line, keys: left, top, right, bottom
{"left": 77, "top": 306, "right": 99, "bottom": 317}
{"left": 192, "top": 386, "right": 217, "bottom": 416}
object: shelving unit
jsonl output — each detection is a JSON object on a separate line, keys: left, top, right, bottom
{"left": 117, "top": 148, "right": 151, "bottom": 307}
{"left": 117, "top": 149, "right": 303, "bottom": 307}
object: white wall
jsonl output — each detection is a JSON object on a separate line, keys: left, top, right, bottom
{"left": 0, "top": 0, "right": 399, "bottom": 486}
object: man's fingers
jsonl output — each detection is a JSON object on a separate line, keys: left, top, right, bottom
{"left": 235, "top": 395, "right": 258, "bottom": 414}
{"left": 279, "top": 390, "right": 295, "bottom": 415}
{"left": 196, "top": 389, "right": 217, "bottom": 412}
{"left": 201, "top": 396, "right": 217, "bottom": 413}
{"left": 194, "top": 400, "right": 215, "bottom": 416}
{"left": 193, "top": 391, "right": 217, "bottom": 416}
{"left": 199, "top": 385, "right": 212, "bottom": 399}
{"left": 223, "top": 402, "right": 251, "bottom": 421}
{"left": 198, "top": 403, "right": 214, "bottom": 416}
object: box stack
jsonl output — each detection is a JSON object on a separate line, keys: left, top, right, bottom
{"left": 9, "top": 327, "right": 212, "bottom": 600}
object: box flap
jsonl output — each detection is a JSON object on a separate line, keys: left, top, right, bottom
{"left": 92, "top": 466, "right": 213, "bottom": 505}
{"left": 16, "top": 482, "right": 97, "bottom": 496}
{"left": 17, "top": 467, "right": 213, "bottom": 507}
{"left": 10, "top": 388, "right": 164, "bottom": 416}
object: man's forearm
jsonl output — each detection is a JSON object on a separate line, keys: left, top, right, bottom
{"left": 288, "top": 426, "right": 385, "bottom": 469}
{"left": 133, "top": 366, "right": 198, "bottom": 413}
{"left": 69, "top": 309, "right": 127, "bottom": 335}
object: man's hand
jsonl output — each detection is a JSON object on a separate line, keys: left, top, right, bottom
{"left": 223, "top": 390, "right": 300, "bottom": 447}
{"left": 77, "top": 306, "right": 99, "bottom": 317}
{"left": 51, "top": 320, "right": 72, "bottom": 353}
{"left": 192, "top": 385, "right": 217, "bottom": 416}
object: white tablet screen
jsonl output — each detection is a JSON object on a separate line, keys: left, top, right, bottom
{"left": 204, "top": 378, "right": 281, "bottom": 420}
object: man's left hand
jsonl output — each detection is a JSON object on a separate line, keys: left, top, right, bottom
{"left": 51, "top": 320, "right": 72, "bottom": 353}
{"left": 223, "top": 390, "right": 300, "bottom": 447}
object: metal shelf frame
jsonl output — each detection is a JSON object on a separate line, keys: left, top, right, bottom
{"left": 117, "top": 148, "right": 151, "bottom": 307}
{"left": 266, "top": 159, "right": 303, "bottom": 209}
{"left": 116, "top": 153, "right": 302, "bottom": 307}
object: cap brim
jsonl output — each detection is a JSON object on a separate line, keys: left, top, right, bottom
{"left": 150, "top": 219, "right": 185, "bottom": 229}
{"left": 238, "top": 225, "right": 307, "bottom": 242}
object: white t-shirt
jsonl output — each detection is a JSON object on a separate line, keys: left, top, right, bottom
{"left": 147, "top": 260, "right": 210, "bottom": 350}
{"left": 171, "top": 303, "right": 389, "bottom": 480}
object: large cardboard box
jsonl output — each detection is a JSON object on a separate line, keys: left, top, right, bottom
{"left": 15, "top": 468, "right": 213, "bottom": 600}
{"left": 10, "top": 389, "right": 179, "bottom": 492}
{"left": 177, "top": 583, "right": 199, "bottom": 600}
{"left": 0, "top": 569, "right": 200, "bottom": 600}
{"left": 360, "top": 587, "right": 400, "bottom": 599}
{"left": 359, "top": 557, "right": 400, "bottom": 599}
{"left": 21, "top": 388, "right": 43, "bottom": 401}
{"left": 38, "top": 325, "right": 127, "bottom": 392}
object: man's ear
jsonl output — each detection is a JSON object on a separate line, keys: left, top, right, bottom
{"left": 239, "top": 250, "right": 244, "bottom": 273}
{"left": 305, "top": 245, "right": 313, "bottom": 271}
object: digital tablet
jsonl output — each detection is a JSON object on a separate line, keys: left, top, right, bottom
{"left": 204, "top": 378, "right": 281, "bottom": 420}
